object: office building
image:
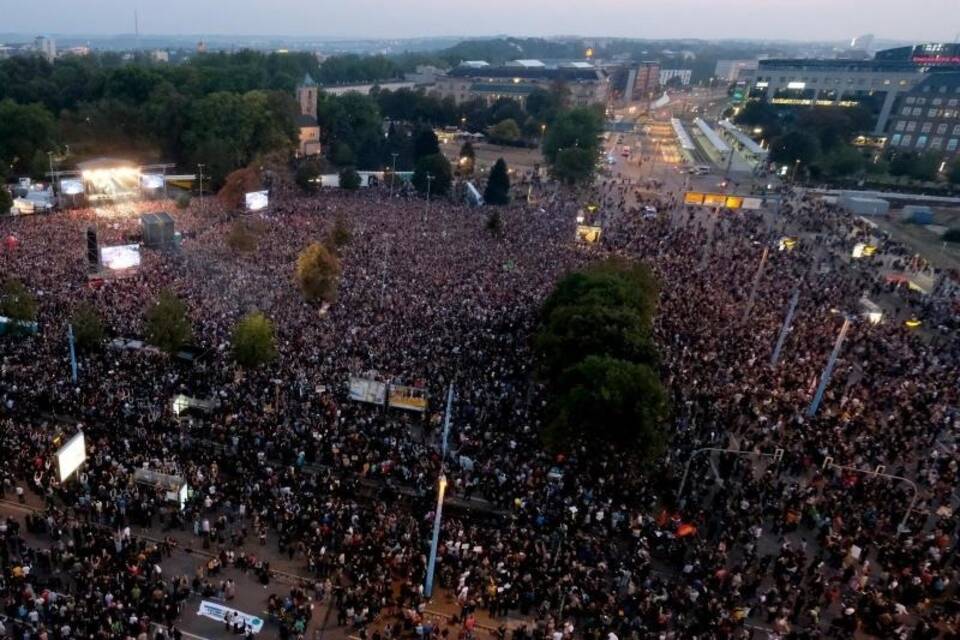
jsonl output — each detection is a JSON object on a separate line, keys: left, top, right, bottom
{"left": 747, "top": 44, "right": 960, "bottom": 135}
{"left": 433, "top": 60, "right": 609, "bottom": 107}
{"left": 34, "top": 36, "right": 56, "bottom": 62}
{"left": 886, "top": 72, "right": 960, "bottom": 159}
{"left": 715, "top": 60, "right": 758, "bottom": 83}
{"left": 660, "top": 69, "right": 692, "bottom": 86}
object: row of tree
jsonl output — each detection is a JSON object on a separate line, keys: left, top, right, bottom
{"left": 534, "top": 259, "right": 667, "bottom": 457}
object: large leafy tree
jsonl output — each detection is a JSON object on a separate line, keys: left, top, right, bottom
{"left": 488, "top": 119, "right": 522, "bottom": 145}
{"left": 145, "top": 289, "right": 192, "bottom": 355}
{"left": 535, "top": 259, "right": 664, "bottom": 455}
{"left": 542, "top": 107, "right": 603, "bottom": 166}
{"left": 232, "top": 311, "right": 278, "bottom": 367}
{"left": 413, "top": 127, "right": 441, "bottom": 162}
{"left": 0, "top": 279, "right": 38, "bottom": 324}
{"left": 768, "top": 130, "right": 820, "bottom": 166}
{"left": 412, "top": 153, "right": 453, "bottom": 196}
{"left": 295, "top": 242, "right": 342, "bottom": 303}
{"left": 484, "top": 158, "right": 511, "bottom": 205}
{"left": 71, "top": 303, "right": 105, "bottom": 352}
{"left": 546, "top": 355, "right": 667, "bottom": 456}
{"left": 0, "top": 99, "right": 56, "bottom": 177}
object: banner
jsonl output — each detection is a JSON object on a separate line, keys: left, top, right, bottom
{"left": 348, "top": 377, "right": 388, "bottom": 405}
{"left": 198, "top": 601, "right": 264, "bottom": 634}
{"left": 575, "top": 225, "right": 602, "bottom": 244}
{"left": 388, "top": 384, "right": 428, "bottom": 412}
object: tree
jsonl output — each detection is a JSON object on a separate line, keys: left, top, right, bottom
{"left": 545, "top": 355, "right": 667, "bottom": 456}
{"left": 218, "top": 166, "right": 261, "bottom": 210}
{"left": 0, "top": 187, "right": 11, "bottom": 215}
{"left": 486, "top": 209, "right": 503, "bottom": 236}
{"left": 412, "top": 153, "right": 453, "bottom": 196}
{"left": 949, "top": 159, "right": 960, "bottom": 186}
{"left": 908, "top": 152, "right": 941, "bottom": 182}
{"left": 413, "top": 127, "right": 441, "bottom": 161}
{"left": 458, "top": 141, "right": 476, "bottom": 175}
{"left": 339, "top": 166, "right": 361, "bottom": 190}
{"left": 820, "top": 145, "right": 864, "bottom": 178}
{"left": 488, "top": 119, "right": 522, "bottom": 145}
{"left": 542, "top": 107, "right": 603, "bottom": 165}
{"left": 0, "top": 99, "right": 57, "bottom": 177}
{"left": 295, "top": 157, "right": 329, "bottom": 192}
{"left": 0, "top": 279, "right": 38, "bottom": 324}
{"left": 768, "top": 131, "right": 820, "bottom": 166}
{"left": 484, "top": 158, "right": 511, "bottom": 205}
{"left": 942, "top": 228, "right": 960, "bottom": 243}
{"left": 71, "top": 303, "right": 105, "bottom": 352}
{"left": 550, "top": 148, "right": 596, "bottom": 185}
{"left": 226, "top": 220, "right": 259, "bottom": 254}
{"left": 144, "top": 289, "right": 192, "bottom": 355}
{"left": 327, "top": 215, "right": 351, "bottom": 250}
{"left": 231, "top": 311, "right": 277, "bottom": 367}
{"left": 295, "top": 242, "right": 342, "bottom": 303}
{"left": 535, "top": 259, "right": 664, "bottom": 455}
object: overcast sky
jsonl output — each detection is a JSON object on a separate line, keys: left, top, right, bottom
{"left": 2, "top": 0, "right": 958, "bottom": 42}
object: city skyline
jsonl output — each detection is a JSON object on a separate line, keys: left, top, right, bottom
{"left": 1, "top": 0, "right": 958, "bottom": 43}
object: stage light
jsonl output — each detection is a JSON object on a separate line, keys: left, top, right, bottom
{"left": 60, "top": 179, "right": 84, "bottom": 195}
{"left": 141, "top": 174, "right": 164, "bottom": 190}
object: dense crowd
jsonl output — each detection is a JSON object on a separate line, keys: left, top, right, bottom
{"left": 0, "top": 168, "right": 958, "bottom": 640}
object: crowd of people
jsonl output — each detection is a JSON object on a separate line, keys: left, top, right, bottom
{"left": 0, "top": 164, "right": 958, "bottom": 640}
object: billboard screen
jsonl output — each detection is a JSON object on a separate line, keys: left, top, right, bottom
{"left": 100, "top": 244, "right": 141, "bottom": 271}
{"left": 245, "top": 190, "right": 269, "bottom": 211}
{"left": 684, "top": 192, "right": 705, "bottom": 205}
{"left": 57, "top": 432, "right": 86, "bottom": 482}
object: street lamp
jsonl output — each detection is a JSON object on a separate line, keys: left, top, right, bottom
{"left": 807, "top": 313, "right": 853, "bottom": 417}
{"left": 389, "top": 152, "right": 399, "bottom": 197}
{"left": 424, "top": 473, "right": 447, "bottom": 599}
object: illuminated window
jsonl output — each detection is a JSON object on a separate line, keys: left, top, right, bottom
{"left": 912, "top": 107, "right": 922, "bottom": 116}
{"left": 947, "top": 139, "right": 959, "bottom": 151}
{"left": 916, "top": 135, "right": 927, "bottom": 148}
{"left": 937, "top": 123, "right": 948, "bottom": 134}
{"left": 954, "top": 125, "right": 960, "bottom": 135}
{"left": 921, "top": 122, "right": 932, "bottom": 133}
{"left": 928, "top": 109, "right": 939, "bottom": 118}
{"left": 930, "top": 137, "right": 943, "bottom": 150}
{"left": 895, "top": 121, "right": 906, "bottom": 131}
{"left": 906, "top": 121, "right": 917, "bottom": 132}
{"left": 901, "top": 107, "right": 912, "bottom": 115}
{"left": 890, "top": 133, "right": 902, "bottom": 146}
{"left": 902, "top": 134, "right": 913, "bottom": 146}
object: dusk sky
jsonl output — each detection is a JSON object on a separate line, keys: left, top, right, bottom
{"left": 2, "top": 0, "right": 958, "bottom": 42}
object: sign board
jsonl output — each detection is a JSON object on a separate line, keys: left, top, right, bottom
{"left": 348, "top": 377, "right": 388, "bottom": 406}
{"left": 724, "top": 196, "right": 744, "bottom": 209}
{"left": 575, "top": 225, "right": 602, "bottom": 244}
{"left": 703, "top": 193, "right": 726, "bottom": 207}
{"left": 56, "top": 432, "right": 86, "bottom": 482}
{"left": 99, "top": 244, "right": 141, "bottom": 271}
{"left": 684, "top": 192, "right": 705, "bottom": 205}
{"left": 197, "top": 601, "right": 264, "bottom": 634}
{"left": 741, "top": 197, "right": 763, "bottom": 210}
{"left": 134, "top": 468, "right": 188, "bottom": 510}
{"left": 388, "top": 385, "right": 428, "bottom": 412}
{"left": 245, "top": 190, "right": 269, "bottom": 211}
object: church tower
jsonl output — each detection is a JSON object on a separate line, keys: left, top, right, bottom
{"left": 297, "top": 73, "right": 318, "bottom": 119}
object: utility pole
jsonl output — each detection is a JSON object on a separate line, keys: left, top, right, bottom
{"left": 741, "top": 246, "right": 769, "bottom": 323}
{"left": 441, "top": 383, "right": 454, "bottom": 459}
{"left": 390, "top": 153, "right": 399, "bottom": 197}
{"left": 424, "top": 173, "right": 434, "bottom": 223}
{"left": 423, "top": 474, "right": 447, "bottom": 598}
{"left": 197, "top": 163, "right": 205, "bottom": 212}
{"left": 770, "top": 289, "right": 800, "bottom": 366}
{"left": 67, "top": 324, "right": 78, "bottom": 384}
{"left": 48, "top": 151, "right": 56, "bottom": 199}
{"left": 806, "top": 315, "right": 852, "bottom": 417}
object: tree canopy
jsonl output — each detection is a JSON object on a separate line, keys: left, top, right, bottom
{"left": 295, "top": 242, "right": 342, "bottom": 303}
{"left": 231, "top": 311, "right": 278, "bottom": 367}
{"left": 535, "top": 259, "right": 665, "bottom": 457}
{"left": 144, "top": 289, "right": 192, "bottom": 355}
{"left": 71, "top": 303, "right": 105, "bottom": 352}
{"left": 412, "top": 154, "right": 453, "bottom": 197}
{"left": 484, "top": 158, "right": 511, "bottom": 205}
{"left": 0, "top": 279, "right": 38, "bottom": 324}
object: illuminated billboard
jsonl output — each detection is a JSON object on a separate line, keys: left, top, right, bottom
{"left": 60, "top": 179, "right": 84, "bottom": 195}
{"left": 245, "top": 190, "right": 269, "bottom": 211}
{"left": 99, "top": 244, "right": 141, "bottom": 271}
{"left": 684, "top": 192, "right": 705, "bottom": 205}
{"left": 56, "top": 432, "right": 86, "bottom": 482}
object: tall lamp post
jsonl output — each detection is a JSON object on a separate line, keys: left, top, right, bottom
{"left": 807, "top": 314, "right": 853, "bottom": 417}
{"left": 390, "top": 153, "right": 399, "bottom": 197}
{"left": 424, "top": 173, "right": 434, "bottom": 223}
{"left": 197, "top": 163, "right": 205, "bottom": 212}
{"left": 423, "top": 473, "right": 447, "bottom": 599}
